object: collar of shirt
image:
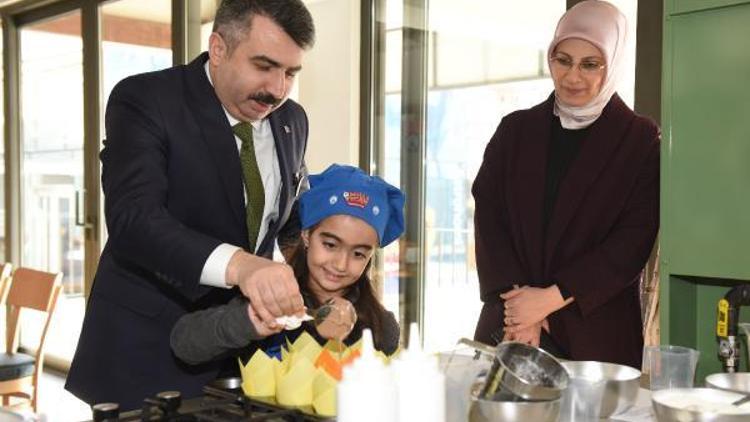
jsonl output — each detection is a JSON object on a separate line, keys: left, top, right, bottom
{"left": 204, "top": 61, "right": 262, "bottom": 131}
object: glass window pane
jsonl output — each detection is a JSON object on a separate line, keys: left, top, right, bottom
{"left": 423, "top": 0, "right": 565, "bottom": 352}
{"left": 606, "top": 0, "right": 638, "bottom": 108}
{"left": 101, "top": 0, "right": 173, "bottom": 247}
{"left": 19, "top": 10, "right": 84, "bottom": 361}
{"left": 385, "top": 29, "right": 402, "bottom": 93}
{"left": 376, "top": 0, "right": 405, "bottom": 321}
{"left": 0, "top": 25, "right": 4, "bottom": 263}
{"left": 101, "top": 0, "right": 172, "bottom": 109}
{"left": 0, "top": 25, "right": 4, "bottom": 344}
{"left": 200, "top": 0, "right": 220, "bottom": 52}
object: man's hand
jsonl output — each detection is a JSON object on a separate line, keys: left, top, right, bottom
{"left": 246, "top": 302, "right": 283, "bottom": 337}
{"left": 226, "top": 251, "right": 305, "bottom": 329}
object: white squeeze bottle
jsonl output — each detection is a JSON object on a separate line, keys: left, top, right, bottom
{"left": 392, "top": 322, "right": 446, "bottom": 422}
{"left": 337, "top": 328, "right": 397, "bottom": 422}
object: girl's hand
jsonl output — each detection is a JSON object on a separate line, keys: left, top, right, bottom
{"left": 501, "top": 285, "right": 571, "bottom": 334}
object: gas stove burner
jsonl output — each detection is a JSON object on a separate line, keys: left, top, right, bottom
{"left": 91, "top": 385, "right": 334, "bottom": 421}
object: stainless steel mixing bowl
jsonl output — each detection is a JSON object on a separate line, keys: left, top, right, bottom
{"left": 468, "top": 396, "right": 561, "bottom": 422}
{"left": 480, "top": 341, "right": 569, "bottom": 401}
{"left": 652, "top": 388, "right": 750, "bottom": 422}
{"left": 706, "top": 373, "right": 750, "bottom": 394}
{"left": 562, "top": 360, "right": 641, "bottom": 417}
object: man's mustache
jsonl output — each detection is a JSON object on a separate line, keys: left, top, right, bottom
{"left": 249, "top": 92, "right": 282, "bottom": 107}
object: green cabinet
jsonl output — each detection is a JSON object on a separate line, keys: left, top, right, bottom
{"left": 661, "top": 0, "right": 750, "bottom": 381}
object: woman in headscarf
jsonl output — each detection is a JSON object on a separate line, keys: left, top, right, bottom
{"left": 472, "top": 0, "right": 659, "bottom": 369}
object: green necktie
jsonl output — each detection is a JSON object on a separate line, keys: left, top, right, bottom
{"left": 232, "top": 122, "right": 265, "bottom": 252}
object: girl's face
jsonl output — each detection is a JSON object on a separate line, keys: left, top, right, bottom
{"left": 550, "top": 38, "right": 606, "bottom": 107}
{"left": 302, "top": 215, "right": 378, "bottom": 301}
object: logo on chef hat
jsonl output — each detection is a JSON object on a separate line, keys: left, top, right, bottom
{"left": 343, "top": 191, "right": 369, "bottom": 208}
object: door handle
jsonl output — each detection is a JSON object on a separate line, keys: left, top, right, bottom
{"left": 75, "top": 189, "right": 94, "bottom": 228}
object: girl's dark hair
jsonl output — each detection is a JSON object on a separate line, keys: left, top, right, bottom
{"left": 288, "top": 233, "right": 388, "bottom": 350}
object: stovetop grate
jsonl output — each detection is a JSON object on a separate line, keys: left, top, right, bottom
{"left": 110, "top": 386, "right": 334, "bottom": 422}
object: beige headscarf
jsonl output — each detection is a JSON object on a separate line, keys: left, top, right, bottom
{"left": 548, "top": 0, "right": 628, "bottom": 129}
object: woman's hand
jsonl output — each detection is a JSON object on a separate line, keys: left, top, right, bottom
{"left": 503, "top": 321, "right": 543, "bottom": 346}
{"left": 501, "top": 285, "right": 572, "bottom": 334}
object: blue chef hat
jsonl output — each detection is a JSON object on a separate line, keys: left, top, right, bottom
{"left": 299, "top": 164, "right": 405, "bottom": 247}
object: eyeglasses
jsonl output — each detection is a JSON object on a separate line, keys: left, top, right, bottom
{"left": 549, "top": 56, "right": 606, "bottom": 75}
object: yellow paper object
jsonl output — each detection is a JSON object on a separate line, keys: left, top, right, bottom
{"left": 323, "top": 339, "right": 347, "bottom": 355}
{"left": 348, "top": 337, "right": 363, "bottom": 352}
{"left": 341, "top": 349, "right": 361, "bottom": 367}
{"left": 313, "top": 388, "right": 337, "bottom": 417}
{"left": 238, "top": 331, "right": 396, "bottom": 416}
{"left": 296, "top": 341, "right": 323, "bottom": 364}
{"left": 313, "top": 368, "right": 337, "bottom": 399}
{"left": 277, "top": 354, "right": 315, "bottom": 407}
{"left": 238, "top": 351, "right": 277, "bottom": 397}
{"left": 391, "top": 345, "right": 402, "bottom": 358}
{"left": 315, "top": 349, "right": 343, "bottom": 380}
{"left": 375, "top": 350, "right": 390, "bottom": 364}
{"left": 289, "top": 331, "right": 317, "bottom": 352}
{"left": 274, "top": 355, "right": 289, "bottom": 385}
{"left": 312, "top": 368, "right": 338, "bottom": 417}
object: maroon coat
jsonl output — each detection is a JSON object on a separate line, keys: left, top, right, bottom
{"left": 472, "top": 94, "right": 659, "bottom": 369}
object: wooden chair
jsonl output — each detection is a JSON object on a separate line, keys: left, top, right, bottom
{"left": 0, "top": 267, "right": 62, "bottom": 411}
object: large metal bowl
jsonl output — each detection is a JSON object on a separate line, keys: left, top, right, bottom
{"left": 652, "top": 388, "right": 750, "bottom": 422}
{"left": 562, "top": 360, "right": 640, "bottom": 417}
{"left": 479, "top": 342, "right": 569, "bottom": 401}
{"left": 468, "top": 396, "right": 561, "bottom": 422}
{"left": 706, "top": 373, "right": 750, "bottom": 394}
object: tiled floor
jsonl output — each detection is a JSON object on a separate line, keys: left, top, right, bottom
{"left": 2, "top": 368, "right": 91, "bottom": 422}
{"left": 39, "top": 369, "right": 92, "bottom": 421}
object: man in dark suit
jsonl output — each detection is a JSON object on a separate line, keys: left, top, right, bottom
{"left": 66, "top": 0, "right": 315, "bottom": 410}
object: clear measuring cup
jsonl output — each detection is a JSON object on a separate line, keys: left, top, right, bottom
{"left": 439, "top": 348, "right": 493, "bottom": 422}
{"left": 559, "top": 377, "right": 607, "bottom": 421}
{"left": 644, "top": 345, "right": 700, "bottom": 390}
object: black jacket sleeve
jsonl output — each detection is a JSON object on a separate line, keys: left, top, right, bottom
{"left": 103, "top": 75, "right": 223, "bottom": 299}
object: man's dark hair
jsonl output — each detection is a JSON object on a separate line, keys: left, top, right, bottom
{"left": 212, "top": 0, "right": 315, "bottom": 51}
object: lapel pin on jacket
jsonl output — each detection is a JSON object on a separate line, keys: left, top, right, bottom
{"left": 284, "top": 125, "right": 291, "bottom": 134}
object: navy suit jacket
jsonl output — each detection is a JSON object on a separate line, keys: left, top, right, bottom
{"left": 473, "top": 94, "right": 659, "bottom": 369}
{"left": 65, "top": 53, "right": 308, "bottom": 410}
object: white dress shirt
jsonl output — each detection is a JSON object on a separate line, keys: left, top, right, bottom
{"left": 199, "top": 62, "right": 282, "bottom": 288}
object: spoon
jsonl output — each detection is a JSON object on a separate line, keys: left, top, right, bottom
{"left": 276, "top": 296, "right": 358, "bottom": 341}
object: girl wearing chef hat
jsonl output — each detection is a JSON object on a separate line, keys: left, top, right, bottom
{"left": 171, "top": 164, "right": 405, "bottom": 363}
